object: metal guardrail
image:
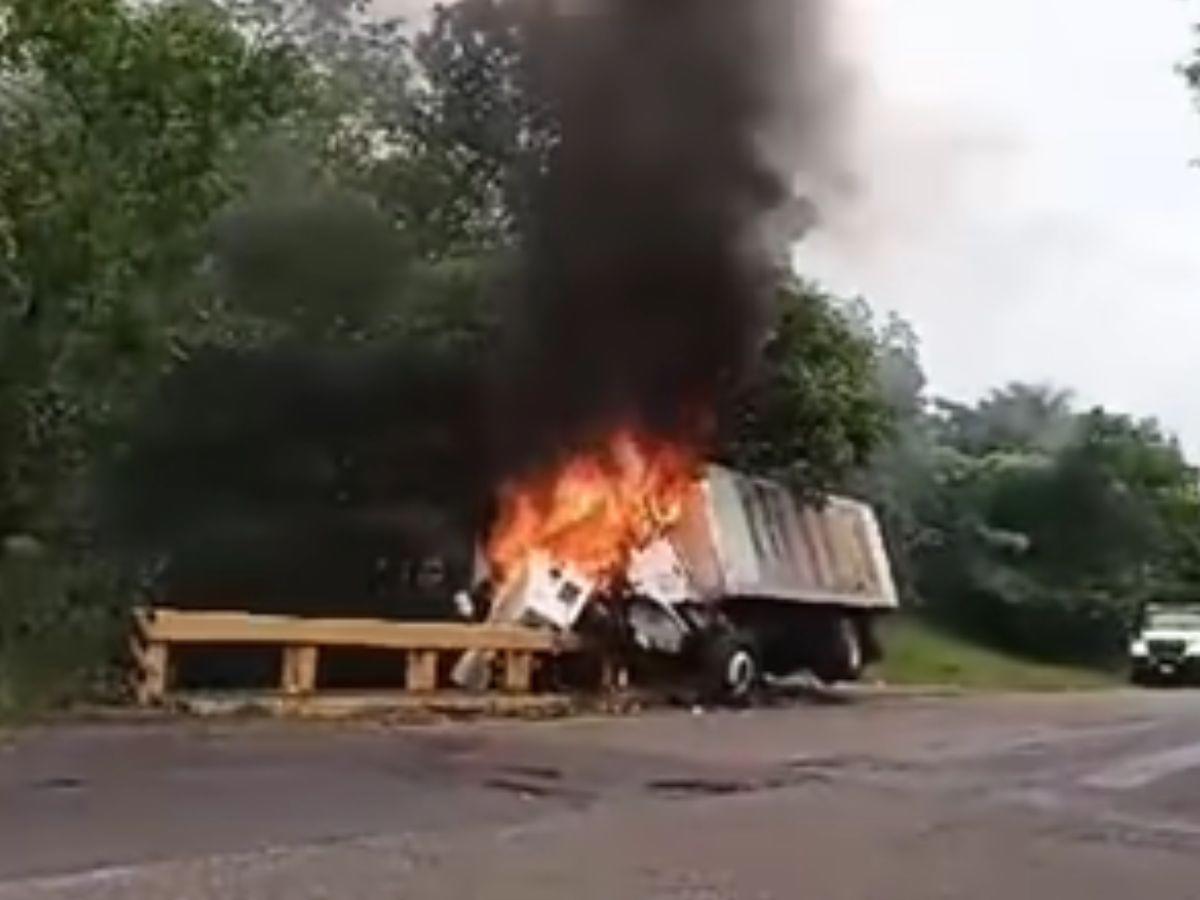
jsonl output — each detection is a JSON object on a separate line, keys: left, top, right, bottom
{"left": 129, "top": 608, "right": 581, "bottom": 706}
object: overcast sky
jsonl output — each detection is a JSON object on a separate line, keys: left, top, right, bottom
{"left": 800, "top": 0, "right": 1200, "bottom": 460}
{"left": 382, "top": 0, "right": 1200, "bottom": 457}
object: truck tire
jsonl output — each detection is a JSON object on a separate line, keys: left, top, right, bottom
{"left": 854, "top": 614, "right": 883, "bottom": 667}
{"left": 813, "top": 614, "right": 864, "bottom": 684}
{"left": 702, "top": 631, "right": 759, "bottom": 704}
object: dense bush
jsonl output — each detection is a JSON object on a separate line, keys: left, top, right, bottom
{"left": 864, "top": 384, "right": 1200, "bottom": 665}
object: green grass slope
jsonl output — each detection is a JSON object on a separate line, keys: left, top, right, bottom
{"left": 873, "top": 616, "right": 1118, "bottom": 691}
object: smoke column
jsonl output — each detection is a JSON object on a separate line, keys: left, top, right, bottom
{"left": 496, "top": 0, "right": 840, "bottom": 473}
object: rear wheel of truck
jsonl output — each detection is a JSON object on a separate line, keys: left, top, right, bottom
{"left": 813, "top": 614, "right": 864, "bottom": 684}
{"left": 854, "top": 614, "right": 883, "bottom": 667}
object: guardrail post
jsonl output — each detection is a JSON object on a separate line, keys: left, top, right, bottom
{"left": 503, "top": 651, "right": 533, "bottom": 692}
{"left": 406, "top": 649, "right": 439, "bottom": 692}
{"left": 281, "top": 645, "right": 319, "bottom": 695}
{"left": 136, "top": 643, "right": 169, "bottom": 705}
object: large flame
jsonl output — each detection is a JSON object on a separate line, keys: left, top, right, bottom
{"left": 487, "top": 429, "right": 700, "bottom": 593}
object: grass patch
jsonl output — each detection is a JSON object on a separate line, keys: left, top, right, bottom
{"left": 873, "top": 616, "right": 1118, "bottom": 691}
{"left": 0, "top": 553, "right": 130, "bottom": 725}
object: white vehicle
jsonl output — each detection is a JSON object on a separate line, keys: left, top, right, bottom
{"left": 464, "top": 465, "right": 899, "bottom": 700}
{"left": 1129, "top": 603, "right": 1200, "bottom": 685}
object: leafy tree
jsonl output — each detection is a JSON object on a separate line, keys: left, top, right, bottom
{"left": 842, "top": 316, "right": 1200, "bottom": 665}
{"left": 720, "top": 283, "right": 893, "bottom": 493}
{"left": 404, "top": 0, "right": 557, "bottom": 253}
{"left": 846, "top": 310, "right": 939, "bottom": 602}
{"left": 908, "top": 391, "right": 1200, "bottom": 662}
{"left": 0, "top": 0, "right": 315, "bottom": 544}
{"left": 935, "top": 384, "right": 1077, "bottom": 456}
{"left": 0, "top": 0, "right": 330, "bottom": 713}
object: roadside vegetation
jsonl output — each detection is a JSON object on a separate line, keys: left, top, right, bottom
{"left": 1, "top": 0, "right": 1198, "bottom": 715}
{"left": 873, "top": 617, "right": 1118, "bottom": 692}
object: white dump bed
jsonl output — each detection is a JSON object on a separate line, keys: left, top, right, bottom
{"left": 666, "top": 465, "right": 898, "bottom": 611}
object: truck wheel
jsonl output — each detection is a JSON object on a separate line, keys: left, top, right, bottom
{"left": 702, "top": 632, "right": 759, "bottom": 704}
{"left": 854, "top": 614, "right": 883, "bottom": 667}
{"left": 814, "top": 615, "right": 863, "bottom": 684}
{"left": 837, "top": 615, "right": 864, "bottom": 682}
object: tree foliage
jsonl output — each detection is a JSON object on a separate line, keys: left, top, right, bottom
{"left": 866, "top": 379, "right": 1200, "bottom": 663}
{"left": 722, "top": 283, "right": 892, "bottom": 492}
{"left": 0, "top": 0, "right": 358, "bottom": 712}
{"left": 0, "top": 0, "right": 315, "bottom": 542}
{"left": 404, "top": 0, "right": 555, "bottom": 253}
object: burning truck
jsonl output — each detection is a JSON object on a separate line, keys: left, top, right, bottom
{"left": 420, "top": 1, "right": 894, "bottom": 702}
{"left": 454, "top": 431, "right": 897, "bottom": 701}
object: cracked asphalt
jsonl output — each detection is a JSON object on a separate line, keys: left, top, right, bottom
{"left": 5, "top": 689, "right": 1200, "bottom": 898}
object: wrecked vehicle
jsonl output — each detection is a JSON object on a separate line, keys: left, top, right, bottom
{"left": 457, "top": 464, "right": 898, "bottom": 700}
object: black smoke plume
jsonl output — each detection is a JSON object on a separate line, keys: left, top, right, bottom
{"left": 496, "top": 0, "right": 816, "bottom": 472}
{"left": 103, "top": 340, "right": 488, "bottom": 616}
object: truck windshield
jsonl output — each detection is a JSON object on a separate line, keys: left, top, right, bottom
{"left": 1147, "top": 612, "right": 1200, "bottom": 631}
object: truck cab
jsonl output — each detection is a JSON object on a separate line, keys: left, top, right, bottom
{"left": 1130, "top": 603, "right": 1200, "bottom": 685}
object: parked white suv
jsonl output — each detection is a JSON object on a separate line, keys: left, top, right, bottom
{"left": 1130, "top": 603, "right": 1200, "bottom": 685}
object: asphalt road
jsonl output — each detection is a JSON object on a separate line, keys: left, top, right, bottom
{"left": 5, "top": 690, "right": 1200, "bottom": 898}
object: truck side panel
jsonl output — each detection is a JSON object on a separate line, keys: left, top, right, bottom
{"left": 667, "top": 476, "right": 727, "bottom": 599}
{"left": 671, "top": 465, "right": 898, "bottom": 611}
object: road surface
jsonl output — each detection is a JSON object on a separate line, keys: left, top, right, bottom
{"left": 5, "top": 690, "right": 1200, "bottom": 898}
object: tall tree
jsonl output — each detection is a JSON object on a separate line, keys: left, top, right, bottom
{"left": 0, "top": 0, "right": 326, "bottom": 711}
{"left": 403, "top": 0, "right": 557, "bottom": 253}
{"left": 910, "top": 392, "right": 1200, "bottom": 662}
{"left": 721, "top": 282, "right": 893, "bottom": 493}
{"left": 0, "top": 0, "right": 315, "bottom": 545}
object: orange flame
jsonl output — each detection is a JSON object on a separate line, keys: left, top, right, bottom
{"left": 487, "top": 429, "right": 700, "bottom": 592}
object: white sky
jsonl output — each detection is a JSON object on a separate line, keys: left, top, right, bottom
{"left": 800, "top": 0, "right": 1200, "bottom": 457}
{"left": 381, "top": 0, "right": 1200, "bottom": 457}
